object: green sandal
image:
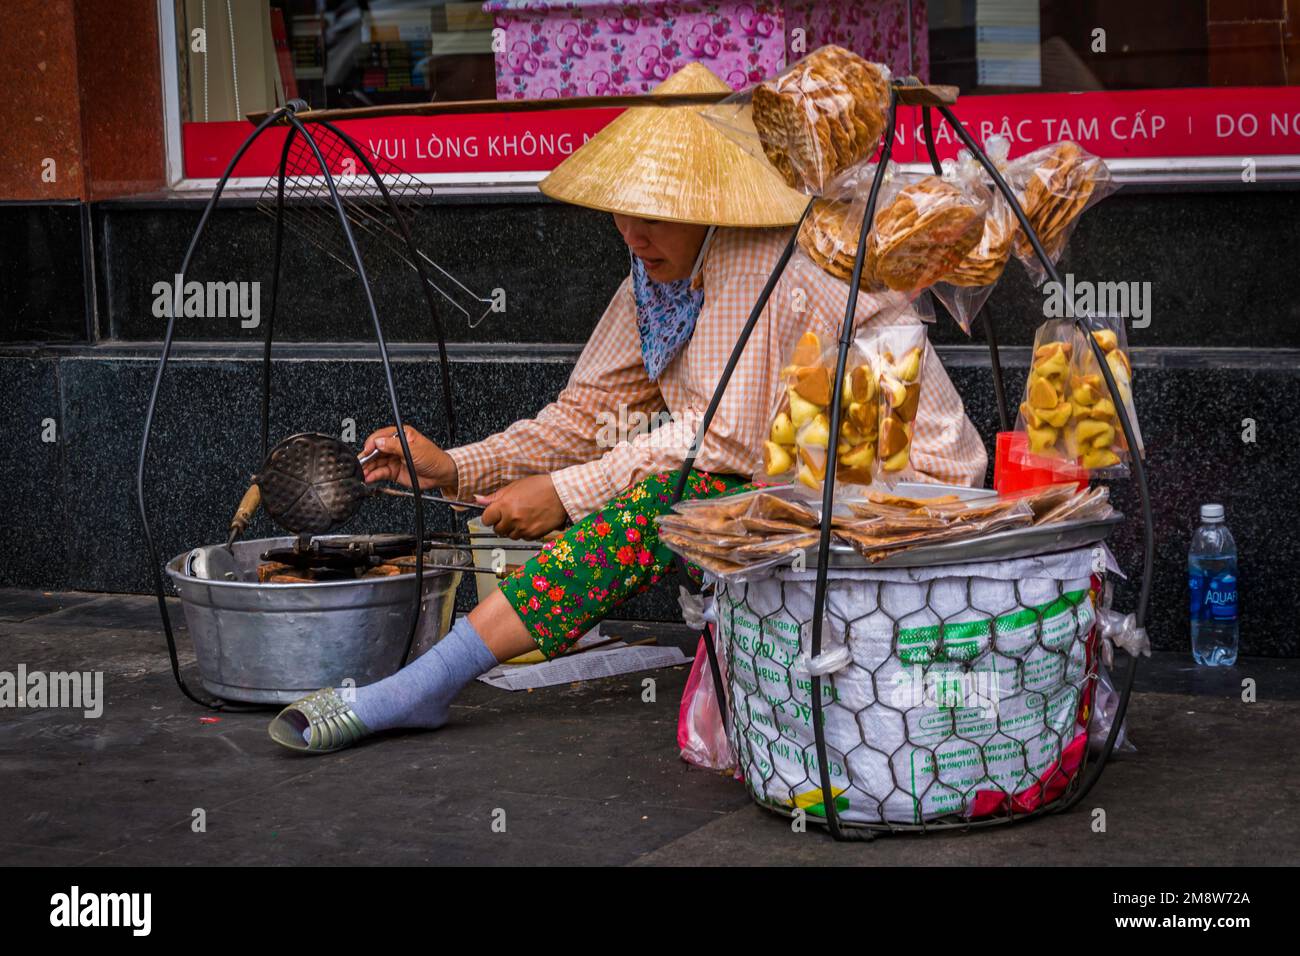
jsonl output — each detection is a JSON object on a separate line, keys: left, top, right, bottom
{"left": 268, "top": 687, "right": 372, "bottom": 754}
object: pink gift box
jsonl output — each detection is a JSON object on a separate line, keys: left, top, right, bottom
{"left": 484, "top": 0, "right": 929, "bottom": 99}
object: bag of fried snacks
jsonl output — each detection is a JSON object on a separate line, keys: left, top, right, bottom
{"left": 1014, "top": 319, "right": 1077, "bottom": 463}
{"left": 1035, "top": 485, "right": 1114, "bottom": 525}
{"left": 703, "top": 45, "right": 892, "bottom": 196}
{"left": 655, "top": 510, "right": 749, "bottom": 540}
{"left": 834, "top": 498, "right": 1035, "bottom": 563}
{"left": 791, "top": 167, "right": 933, "bottom": 331}
{"left": 855, "top": 170, "right": 989, "bottom": 296}
{"left": 1003, "top": 140, "right": 1115, "bottom": 286}
{"left": 861, "top": 324, "right": 926, "bottom": 483}
{"left": 1065, "top": 317, "right": 1144, "bottom": 475}
{"left": 797, "top": 193, "right": 876, "bottom": 291}
{"left": 759, "top": 330, "right": 879, "bottom": 492}
{"left": 931, "top": 138, "right": 1021, "bottom": 334}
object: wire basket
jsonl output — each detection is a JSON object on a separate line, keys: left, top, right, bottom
{"left": 717, "top": 547, "right": 1103, "bottom": 830}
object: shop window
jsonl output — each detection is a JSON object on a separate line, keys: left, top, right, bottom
{"left": 929, "top": 0, "right": 1297, "bottom": 93}
{"left": 168, "top": 1, "right": 1300, "bottom": 184}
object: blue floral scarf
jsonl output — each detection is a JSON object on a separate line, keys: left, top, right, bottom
{"left": 630, "top": 228, "right": 715, "bottom": 381}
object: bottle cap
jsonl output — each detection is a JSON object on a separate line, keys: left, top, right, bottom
{"left": 1200, "top": 503, "right": 1225, "bottom": 522}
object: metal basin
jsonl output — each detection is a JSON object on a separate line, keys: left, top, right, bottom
{"left": 166, "top": 537, "right": 468, "bottom": 705}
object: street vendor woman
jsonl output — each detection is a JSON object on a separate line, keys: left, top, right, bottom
{"left": 268, "top": 63, "right": 987, "bottom": 753}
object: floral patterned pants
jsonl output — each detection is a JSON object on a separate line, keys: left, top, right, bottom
{"left": 499, "top": 469, "right": 752, "bottom": 658}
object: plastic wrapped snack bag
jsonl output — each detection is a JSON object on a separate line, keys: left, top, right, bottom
{"left": 760, "top": 330, "right": 879, "bottom": 492}
{"left": 932, "top": 137, "right": 1021, "bottom": 334}
{"left": 790, "top": 154, "right": 975, "bottom": 319}
{"left": 1015, "top": 319, "right": 1077, "bottom": 463}
{"left": 833, "top": 346, "right": 880, "bottom": 487}
{"left": 859, "top": 171, "right": 988, "bottom": 295}
{"left": 797, "top": 193, "right": 877, "bottom": 291}
{"left": 1004, "top": 141, "right": 1115, "bottom": 286}
{"left": 702, "top": 45, "right": 891, "bottom": 196}
{"left": 1065, "top": 317, "right": 1144, "bottom": 475}
{"left": 792, "top": 164, "right": 926, "bottom": 327}
{"left": 797, "top": 165, "right": 986, "bottom": 302}
{"left": 863, "top": 324, "right": 926, "bottom": 483}
{"left": 1015, "top": 318, "right": 1143, "bottom": 476}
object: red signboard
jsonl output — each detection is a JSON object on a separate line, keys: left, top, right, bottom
{"left": 182, "top": 108, "right": 625, "bottom": 179}
{"left": 183, "top": 85, "right": 1300, "bottom": 180}
{"left": 893, "top": 85, "right": 1300, "bottom": 163}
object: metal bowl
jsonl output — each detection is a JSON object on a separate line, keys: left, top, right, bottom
{"left": 166, "top": 537, "right": 468, "bottom": 705}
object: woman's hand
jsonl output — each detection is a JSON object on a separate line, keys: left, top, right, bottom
{"left": 361, "top": 425, "right": 456, "bottom": 492}
{"left": 477, "top": 474, "right": 568, "bottom": 540}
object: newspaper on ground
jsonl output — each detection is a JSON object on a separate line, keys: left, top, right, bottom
{"left": 477, "top": 629, "right": 692, "bottom": 691}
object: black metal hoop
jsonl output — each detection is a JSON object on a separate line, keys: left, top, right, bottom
{"left": 139, "top": 103, "right": 451, "bottom": 706}
{"left": 665, "top": 199, "right": 814, "bottom": 725}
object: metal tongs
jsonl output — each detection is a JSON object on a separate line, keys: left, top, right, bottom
{"left": 259, "top": 529, "right": 541, "bottom": 578}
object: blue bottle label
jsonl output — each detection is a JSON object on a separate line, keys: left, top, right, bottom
{"left": 1206, "top": 573, "right": 1238, "bottom": 621}
{"left": 1188, "top": 570, "right": 1207, "bottom": 618}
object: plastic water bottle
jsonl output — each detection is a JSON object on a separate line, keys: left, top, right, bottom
{"left": 1188, "top": 503, "right": 1238, "bottom": 666}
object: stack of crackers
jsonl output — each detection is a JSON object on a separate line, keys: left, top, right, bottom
{"left": 1011, "top": 141, "right": 1108, "bottom": 261}
{"left": 797, "top": 198, "right": 870, "bottom": 286}
{"left": 939, "top": 191, "right": 1018, "bottom": 287}
{"left": 864, "top": 176, "right": 986, "bottom": 291}
{"left": 798, "top": 176, "right": 987, "bottom": 292}
{"left": 657, "top": 493, "right": 823, "bottom": 577}
{"left": 752, "top": 45, "right": 890, "bottom": 194}
{"left": 656, "top": 483, "right": 1113, "bottom": 574}
{"left": 835, "top": 485, "right": 1084, "bottom": 562}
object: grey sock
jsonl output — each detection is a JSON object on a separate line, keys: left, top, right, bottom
{"left": 306, "top": 616, "right": 498, "bottom": 741}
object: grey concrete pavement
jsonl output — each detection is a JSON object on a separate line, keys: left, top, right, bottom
{"left": 1, "top": 589, "right": 1296, "bottom": 866}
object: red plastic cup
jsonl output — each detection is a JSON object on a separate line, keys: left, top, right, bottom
{"left": 994, "top": 431, "right": 1089, "bottom": 496}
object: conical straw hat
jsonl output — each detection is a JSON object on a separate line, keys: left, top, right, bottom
{"left": 539, "top": 63, "right": 808, "bottom": 228}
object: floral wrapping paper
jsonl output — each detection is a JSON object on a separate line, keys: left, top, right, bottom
{"left": 484, "top": 0, "right": 929, "bottom": 99}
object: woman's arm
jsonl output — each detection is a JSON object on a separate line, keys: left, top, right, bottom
{"left": 446, "top": 277, "right": 663, "bottom": 501}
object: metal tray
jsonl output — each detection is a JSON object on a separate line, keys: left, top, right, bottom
{"left": 822, "top": 513, "right": 1124, "bottom": 569}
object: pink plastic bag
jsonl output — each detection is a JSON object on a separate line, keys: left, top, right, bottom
{"left": 677, "top": 627, "right": 735, "bottom": 771}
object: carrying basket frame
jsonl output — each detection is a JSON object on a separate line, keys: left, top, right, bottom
{"left": 664, "top": 80, "right": 1151, "bottom": 840}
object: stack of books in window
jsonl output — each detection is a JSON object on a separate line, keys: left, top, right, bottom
{"left": 291, "top": 14, "right": 325, "bottom": 81}
{"left": 359, "top": 40, "right": 431, "bottom": 93}
{"left": 361, "top": 12, "right": 433, "bottom": 93}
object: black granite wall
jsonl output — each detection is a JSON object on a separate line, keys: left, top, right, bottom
{"left": 2, "top": 184, "right": 1298, "bottom": 656}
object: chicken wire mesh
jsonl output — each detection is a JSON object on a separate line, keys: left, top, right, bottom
{"left": 713, "top": 550, "right": 1103, "bottom": 830}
